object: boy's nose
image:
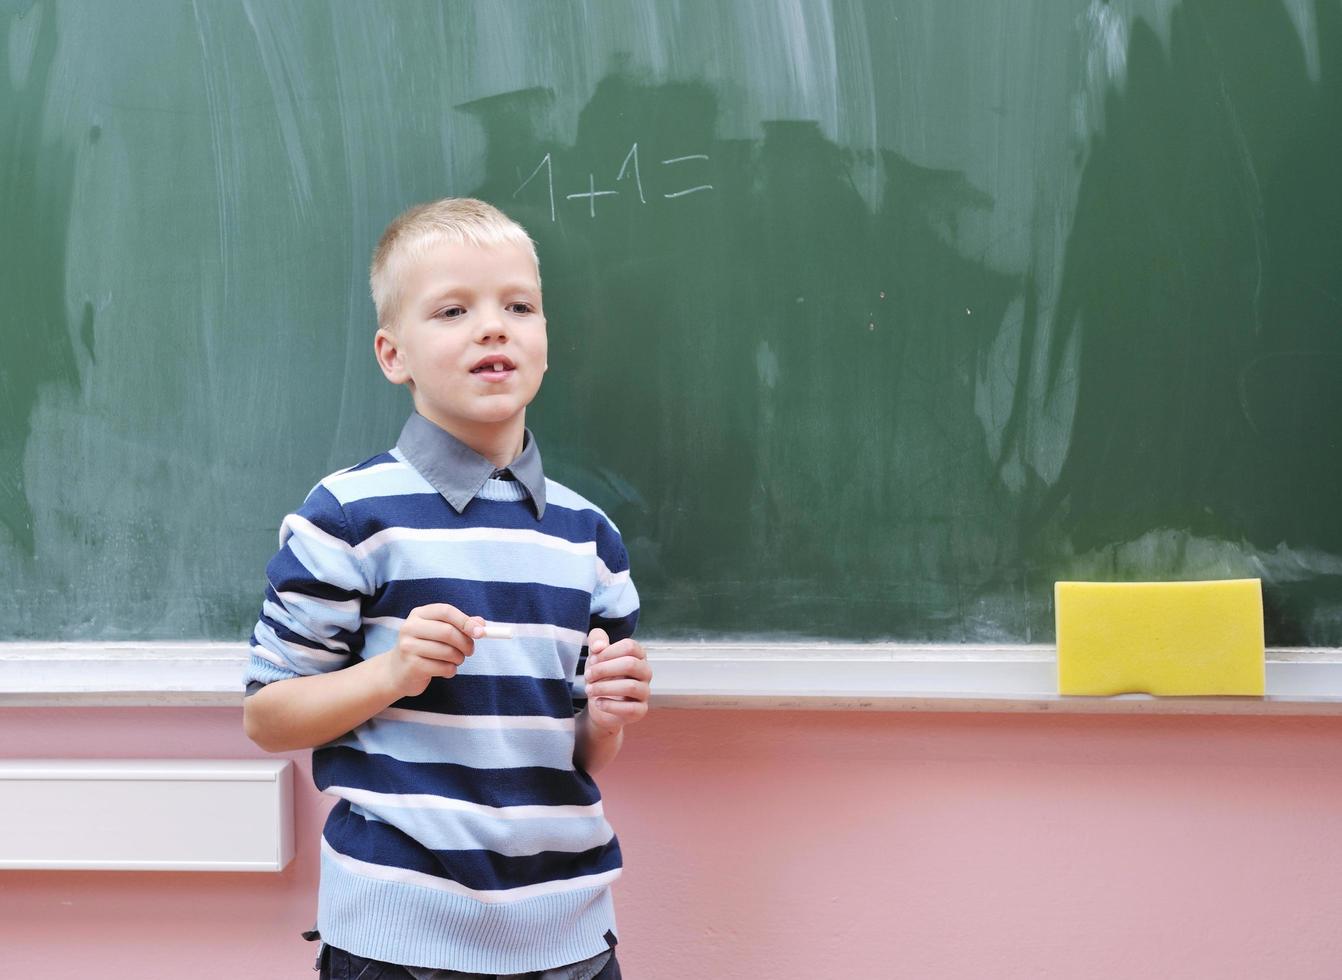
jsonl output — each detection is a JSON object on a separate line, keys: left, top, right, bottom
{"left": 476, "top": 318, "right": 508, "bottom": 342}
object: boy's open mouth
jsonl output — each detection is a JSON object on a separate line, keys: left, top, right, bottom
{"left": 470, "top": 356, "right": 516, "bottom": 375}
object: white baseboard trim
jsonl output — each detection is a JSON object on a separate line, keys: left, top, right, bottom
{"left": 2, "top": 642, "right": 1342, "bottom": 714}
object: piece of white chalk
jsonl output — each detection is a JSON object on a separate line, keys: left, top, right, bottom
{"left": 480, "top": 624, "right": 513, "bottom": 640}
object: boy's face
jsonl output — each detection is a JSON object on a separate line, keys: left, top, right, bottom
{"left": 376, "top": 238, "right": 547, "bottom": 446}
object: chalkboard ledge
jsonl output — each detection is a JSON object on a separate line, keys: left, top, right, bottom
{"left": 3, "top": 643, "right": 1342, "bottom": 715}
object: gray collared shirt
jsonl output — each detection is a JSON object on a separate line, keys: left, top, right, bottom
{"left": 396, "top": 412, "right": 546, "bottom": 519}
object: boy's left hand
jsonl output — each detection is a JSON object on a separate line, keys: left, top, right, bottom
{"left": 584, "top": 628, "right": 652, "bottom": 733}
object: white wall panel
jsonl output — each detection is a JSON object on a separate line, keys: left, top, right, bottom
{"left": 0, "top": 760, "right": 293, "bottom": 871}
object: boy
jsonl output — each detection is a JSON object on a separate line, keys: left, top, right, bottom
{"left": 243, "top": 198, "right": 650, "bottom": 979}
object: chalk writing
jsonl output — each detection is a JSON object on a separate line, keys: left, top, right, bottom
{"left": 514, "top": 153, "right": 555, "bottom": 223}
{"left": 660, "top": 154, "right": 713, "bottom": 198}
{"left": 514, "top": 143, "right": 714, "bottom": 220}
{"left": 565, "top": 173, "right": 619, "bottom": 218}
{"left": 617, "top": 143, "right": 646, "bottom": 204}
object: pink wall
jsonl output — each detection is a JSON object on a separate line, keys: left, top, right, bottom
{"left": 4, "top": 706, "right": 1342, "bottom": 978}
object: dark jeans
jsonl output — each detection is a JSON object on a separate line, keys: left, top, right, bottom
{"left": 318, "top": 945, "right": 622, "bottom": 980}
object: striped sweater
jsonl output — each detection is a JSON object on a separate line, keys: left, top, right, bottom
{"left": 244, "top": 446, "right": 639, "bottom": 973}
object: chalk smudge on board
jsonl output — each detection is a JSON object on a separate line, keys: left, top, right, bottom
{"left": 0, "top": 3, "right": 79, "bottom": 557}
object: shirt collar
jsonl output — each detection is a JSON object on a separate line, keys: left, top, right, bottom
{"left": 396, "top": 412, "right": 547, "bottom": 519}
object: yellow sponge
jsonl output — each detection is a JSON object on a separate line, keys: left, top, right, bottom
{"left": 1055, "top": 579, "right": 1265, "bottom": 696}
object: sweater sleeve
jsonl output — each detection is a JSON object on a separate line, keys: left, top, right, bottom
{"left": 573, "top": 517, "right": 640, "bottom": 713}
{"left": 244, "top": 482, "right": 373, "bottom": 692}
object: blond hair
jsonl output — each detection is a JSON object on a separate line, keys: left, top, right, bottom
{"left": 370, "top": 198, "right": 540, "bottom": 330}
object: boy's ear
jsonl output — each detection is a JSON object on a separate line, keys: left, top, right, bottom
{"left": 374, "top": 328, "right": 409, "bottom": 385}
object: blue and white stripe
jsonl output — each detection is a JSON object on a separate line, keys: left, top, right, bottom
{"left": 245, "top": 453, "right": 638, "bottom": 971}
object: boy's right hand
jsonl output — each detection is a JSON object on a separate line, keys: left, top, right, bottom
{"left": 382, "top": 604, "right": 486, "bottom": 699}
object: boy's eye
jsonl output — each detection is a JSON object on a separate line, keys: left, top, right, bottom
{"left": 507, "top": 302, "right": 534, "bottom": 315}
{"left": 435, "top": 306, "right": 466, "bottom": 319}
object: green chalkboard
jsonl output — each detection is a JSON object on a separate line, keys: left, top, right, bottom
{"left": 3, "top": 0, "right": 1340, "bottom": 644}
